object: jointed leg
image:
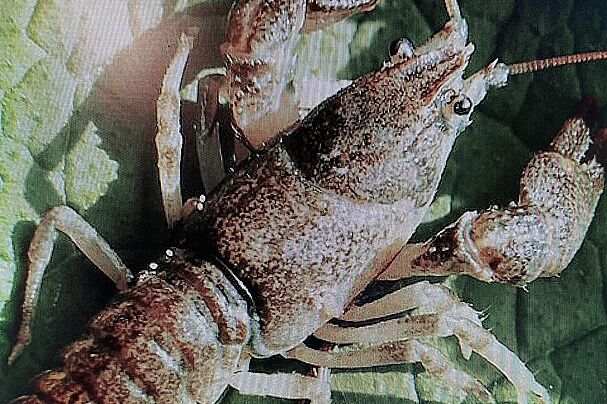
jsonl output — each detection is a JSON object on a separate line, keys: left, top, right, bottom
{"left": 315, "top": 282, "right": 549, "bottom": 403}
{"left": 156, "top": 33, "right": 194, "bottom": 228}
{"left": 285, "top": 339, "right": 493, "bottom": 403}
{"left": 196, "top": 73, "right": 236, "bottom": 194}
{"left": 338, "top": 279, "right": 454, "bottom": 322}
{"left": 9, "top": 206, "right": 131, "bottom": 364}
{"left": 229, "top": 368, "right": 331, "bottom": 403}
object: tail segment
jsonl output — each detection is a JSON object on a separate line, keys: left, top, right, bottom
{"left": 13, "top": 252, "right": 252, "bottom": 404}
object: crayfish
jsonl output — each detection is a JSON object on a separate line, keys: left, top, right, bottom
{"left": 7, "top": 0, "right": 607, "bottom": 403}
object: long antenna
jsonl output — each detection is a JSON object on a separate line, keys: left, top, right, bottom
{"left": 507, "top": 51, "right": 607, "bottom": 75}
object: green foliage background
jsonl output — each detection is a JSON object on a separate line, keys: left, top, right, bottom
{"left": 0, "top": 0, "right": 606, "bottom": 402}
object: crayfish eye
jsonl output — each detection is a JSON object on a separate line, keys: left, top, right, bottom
{"left": 389, "top": 37, "right": 414, "bottom": 60}
{"left": 453, "top": 96, "right": 472, "bottom": 115}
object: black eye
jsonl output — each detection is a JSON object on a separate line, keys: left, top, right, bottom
{"left": 453, "top": 96, "right": 472, "bottom": 115}
{"left": 389, "top": 37, "right": 414, "bottom": 58}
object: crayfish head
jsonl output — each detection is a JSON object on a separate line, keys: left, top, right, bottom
{"left": 283, "top": 0, "right": 514, "bottom": 207}
{"left": 387, "top": 0, "right": 512, "bottom": 137}
{"left": 283, "top": 0, "right": 484, "bottom": 205}
{"left": 382, "top": 0, "right": 485, "bottom": 138}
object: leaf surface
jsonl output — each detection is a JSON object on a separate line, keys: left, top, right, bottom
{"left": 1, "top": 0, "right": 606, "bottom": 403}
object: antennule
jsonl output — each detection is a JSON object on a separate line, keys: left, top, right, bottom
{"left": 508, "top": 51, "right": 607, "bottom": 75}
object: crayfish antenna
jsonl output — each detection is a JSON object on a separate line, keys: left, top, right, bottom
{"left": 507, "top": 50, "right": 607, "bottom": 75}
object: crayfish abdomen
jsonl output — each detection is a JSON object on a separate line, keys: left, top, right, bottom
{"left": 16, "top": 253, "right": 251, "bottom": 403}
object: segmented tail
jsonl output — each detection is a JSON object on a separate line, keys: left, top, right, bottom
{"left": 13, "top": 253, "right": 252, "bottom": 404}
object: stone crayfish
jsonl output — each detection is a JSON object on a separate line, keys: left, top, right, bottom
{"left": 8, "top": 0, "right": 607, "bottom": 403}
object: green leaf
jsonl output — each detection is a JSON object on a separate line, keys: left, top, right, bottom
{"left": 64, "top": 122, "right": 119, "bottom": 211}
{"left": 1, "top": 0, "right": 607, "bottom": 403}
